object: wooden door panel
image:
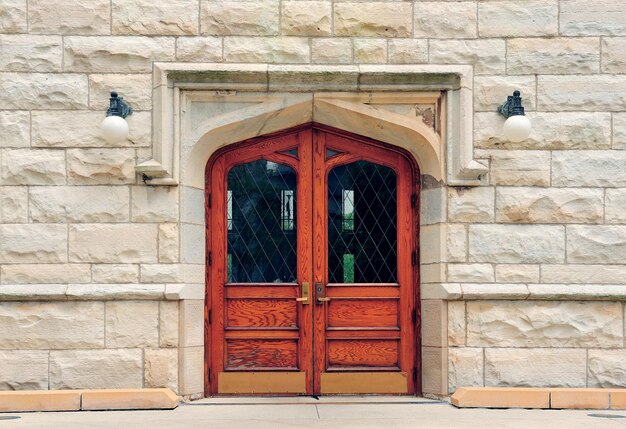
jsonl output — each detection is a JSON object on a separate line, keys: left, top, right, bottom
{"left": 327, "top": 339, "right": 399, "bottom": 368}
{"left": 226, "top": 339, "right": 298, "bottom": 370}
{"left": 326, "top": 299, "right": 399, "bottom": 328}
{"left": 226, "top": 297, "right": 299, "bottom": 328}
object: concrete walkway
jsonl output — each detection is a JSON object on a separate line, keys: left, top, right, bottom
{"left": 4, "top": 396, "right": 626, "bottom": 428}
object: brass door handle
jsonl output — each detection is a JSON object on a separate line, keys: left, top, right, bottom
{"left": 315, "top": 282, "right": 330, "bottom": 304}
{"left": 296, "top": 282, "right": 310, "bottom": 305}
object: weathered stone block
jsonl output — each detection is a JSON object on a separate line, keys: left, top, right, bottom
{"left": 588, "top": 349, "right": 626, "bottom": 388}
{"left": 181, "top": 224, "right": 205, "bottom": 264}
{"left": 160, "top": 301, "right": 179, "bottom": 348}
{"left": 485, "top": 349, "right": 586, "bottom": 387}
{"left": 478, "top": 149, "right": 550, "bottom": 186}
{"left": 159, "top": 223, "right": 180, "bottom": 263}
{"left": 176, "top": 37, "right": 223, "bottom": 62}
{"left": 429, "top": 40, "right": 505, "bottom": 75}
{"left": 0, "top": 186, "right": 27, "bottom": 223}
{"left": 180, "top": 300, "right": 204, "bottom": 348}
{"left": 106, "top": 301, "right": 159, "bottom": 348}
{"left": 179, "top": 346, "right": 203, "bottom": 395}
{"left": 606, "top": 189, "right": 626, "bottom": 223}
{"left": 131, "top": 186, "right": 179, "bottom": 222}
{"left": 145, "top": 348, "right": 178, "bottom": 391}
{"left": 448, "top": 348, "right": 483, "bottom": 393}
{"left": 448, "top": 264, "right": 494, "bottom": 283}
{"left": 0, "top": 111, "right": 29, "bottom": 148}
{"left": 30, "top": 186, "right": 130, "bottom": 223}
{"left": 447, "top": 301, "right": 466, "bottom": 347}
{"left": 496, "top": 188, "right": 603, "bottom": 224}
{"left": 469, "top": 225, "right": 564, "bottom": 264}
{"left": 414, "top": 2, "right": 476, "bottom": 38}
{"left": 69, "top": 224, "right": 158, "bottom": 263}
{"left": 0, "top": 73, "right": 87, "bottom": 110}
{"left": 422, "top": 300, "right": 447, "bottom": 348}
{"left": 495, "top": 264, "right": 539, "bottom": 283}
{"left": 64, "top": 36, "right": 176, "bottom": 72}
{"left": 0, "top": 0, "right": 27, "bottom": 33}
{"left": 49, "top": 349, "right": 143, "bottom": 389}
{"left": 282, "top": 1, "right": 331, "bottom": 36}
{"left": 447, "top": 224, "right": 467, "bottom": 263}
{"left": 538, "top": 76, "right": 626, "bottom": 111}
{"left": 67, "top": 148, "right": 136, "bottom": 185}
{"left": 1, "top": 264, "right": 90, "bottom": 284}
{"left": 560, "top": 0, "right": 626, "bottom": 36}
{"left": 29, "top": 0, "right": 110, "bottom": 34}
{"left": 334, "top": 2, "right": 412, "bottom": 37}
{"left": 388, "top": 39, "right": 428, "bottom": 64}
{"left": 467, "top": 301, "right": 623, "bottom": 348}
{"left": 312, "top": 38, "right": 352, "bottom": 64}
{"left": 354, "top": 39, "right": 387, "bottom": 64}
{"left": 540, "top": 264, "right": 626, "bottom": 285}
{"left": 0, "top": 35, "right": 62, "bottom": 72}
{"left": 474, "top": 76, "right": 536, "bottom": 112}
{"left": 567, "top": 226, "right": 626, "bottom": 264}
{"left": 420, "top": 187, "right": 446, "bottom": 226}
{"left": 422, "top": 346, "right": 447, "bottom": 395}
{"left": 602, "top": 38, "right": 626, "bottom": 73}
{"left": 1, "top": 149, "right": 66, "bottom": 185}
{"left": 507, "top": 37, "right": 599, "bottom": 75}
{"left": 202, "top": 1, "right": 279, "bottom": 36}
{"left": 478, "top": 0, "right": 557, "bottom": 37}
{"left": 0, "top": 301, "right": 104, "bottom": 349}
{"left": 112, "top": 0, "right": 198, "bottom": 35}
{"left": 552, "top": 151, "right": 626, "bottom": 187}
{"left": 448, "top": 187, "right": 494, "bottom": 223}
{"left": 92, "top": 264, "right": 139, "bottom": 284}
{"left": 224, "top": 37, "right": 309, "bottom": 63}
{"left": 141, "top": 264, "right": 203, "bottom": 284}
{"left": 89, "top": 74, "right": 152, "bottom": 110}
{"left": 615, "top": 113, "right": 626, "bottom": 149}
{"left": 0, "top": 224, "right": 67, "bottom": 263}
{"left": 0, "top": 350, "right": 48, "bottom": 390}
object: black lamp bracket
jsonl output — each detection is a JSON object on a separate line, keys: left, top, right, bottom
{"left": 106, "top": 91, "right": 133, "bottom": 118}
{"left": 497, "top": 90, "right": 525, "bottom": 118}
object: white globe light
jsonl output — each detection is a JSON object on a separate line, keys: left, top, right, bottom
{"left": 100, "top": 115, "right": 129, "bottom": 144}
{"left": 502, "top": 114, "right": 531, "bottom": 143}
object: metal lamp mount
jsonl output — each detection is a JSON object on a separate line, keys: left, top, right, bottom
{"left": 497, "top": 90, "right": 525, "bottom": 118}
{"left": 106, "top": 91, "right": 133, "bottom": 118}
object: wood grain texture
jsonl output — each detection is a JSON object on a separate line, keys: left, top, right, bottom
{"left": 226, "top": 299, "right": 298, "bottom": 328}
{"left": 328, "top": 339, "right": 399, "bottom": 368}
{"left": 226, "top": 339, "right": 298, "bottom": 369}
{"left": 327, "top": 299, "right": 399, "bottom": 328}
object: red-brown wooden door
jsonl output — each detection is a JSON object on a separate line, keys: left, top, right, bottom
{"left": 206, "top": 124, "right": 419, "bottom": 396}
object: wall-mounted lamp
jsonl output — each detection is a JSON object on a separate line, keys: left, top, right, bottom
{"left": 497, "top": 90, "right": 531, "bottom": 143}
{"left": 100, "top": 91, "right": 133, "bottom": 144}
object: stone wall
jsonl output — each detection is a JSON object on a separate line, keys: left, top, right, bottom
{"left": 1, "top": 0, "right": 625, "bottom": 397}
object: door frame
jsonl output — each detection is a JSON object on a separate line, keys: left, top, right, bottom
{"left": 204, "top": 123, "right": 422, "bottom": 396}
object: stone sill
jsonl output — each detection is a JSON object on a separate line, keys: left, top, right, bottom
{"left": 423, "top": 283, "right": 626, "bottom": 301}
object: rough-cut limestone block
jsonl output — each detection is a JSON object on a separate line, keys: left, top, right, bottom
{"left": 495, "top": 264, "right": 539, "bottom": 284}
{"left": 448, "top": 348, "right": 483, "bottom": 393}
{"left": 448, "top": 187, "right": 494, "bottom": 223}
{"left": 388, "top": 39, "right": 428, "bottom": 64}
{"left": 179, "top": 346, "right": 204, "bottom": 395}
{"left": 0, "top": 0, "right": 27, "bottom": 33}
{"left": 1, "top": 149, "right": 66, "bottom": 185}
{"left": 560, "top": 0, "right": 626, "bottom": 36}
{"left": 606, "top": 189, "right": 626, "bottom": 223}
{"left": 67, "top": 148, "right": 136, "bottom": 185}
{"left": 475, "top": 112, "right": 611, "bottom": 150}
{"left": 0, "top": 224, "right": 67, "bottom": 263}
{"left": 224, "top": 37, "right": 309, "bottom": 63}
{"left": 112, "top": 0, "right": 198, "bottom": 35}
{"left": 540, "top": 264, "right": 626, "bottom": 285}
{"left": 29, "top": 0, "right": 110, "bottom": 34}
{"left": 281, "top": 1, "right": 331, "bottom": 36}
{"left": 480, "top": 150, "right": 550, "bottom": 186}
{"left": 538, "top": 76, "right": 626, "bottom": 112}
{"left": 0, "top": 35, "right": 62, "bottom": 72}
{"left": 160, "top": 301, "right": 180, "bottom": 348}
{"left": 0, "top": 350, "right": 48, "bottom": 390}
{"left": 141, "top": 264, "right": 203, "bottom": 284}
{"left": 0, "top": 186, "right": 27, "bottom": 223}
{"left": 64, "top": 36, "right": 175, "bottom": 73}
{"left": 69, "top": 224, "right": 158, "bottom": 264}
{"left": 507, "top": 38, "right": 599, "bottom": 75}
{"left": 334, "top": 2, "right": 412, "bottom": 37}
{"left": 159, "top": 224, "right": 180, "bottom": 264}
{"left": 447, "top": 224, "right": 467, "bottom": 263}
{"left": 602, "top": 38, "right": 626, "bottom": 73}
{"left": 30, "top": 186, "right": 130, "bottom": 223}
{"left": 106, "top": 301, "right": 159, "bottom": 348}
{"left": 0, "top": 73, "right": 87, "bottom": 110}
{"left": 485, "top": 349, "right": 586, "bottom": 387}
{"left": 312, "top": 38, "right": 352, "bottom": 64}
{"left": 145, "top": 348, "right": 179, "bottom": 391}
{"left": 614, "top": 113, "right": 626, "bottom": 149}
{"left": 447, "top": 264, "right": 494, "bottom": 283}
{"left": 202, "top": 1, "right": 278, "bottom": 36}
{"left": 447, "top": 301, "right": 466, "bottom": 346}
{"left": 496, "top": 187, "right": 603, "bottom": 224}
{"left": 473, "top": 76, "right": 536, "bottom": 112}
{"left": 131, "top": 186, "right": 179, "bottom": 223}
{"left": 0, "top": 301, "right": 104, "bottom": 349}
{"left": 176, "top": 37, "right": 223, "bottom": 62}
{"left": 50, "top": 349, "right": 143, "bottom": 389}
{"left": 0, "top": 111, "right": 29, "bottom": 148}
{"left": 567, "top": 226, "right": 626, "bottom": 264}
{"left": 429, "top": 40, "right": 505, "bottom": 75}
{"left": 469, "top": 225, "right": 564, "bottom": 264}
{"left": 420, "top": 188, "right": 446, "bottom": 226}
{"left": 181, "top": 224, "right": 205, "bottom": 264}
{"left": 92, "top": 264, "right": 139, "bottom": 284}
{"left": 467, "top": 301, "right": 623, "bottom": 348}
{"left": 180, "top": 186, "right": 204, "bottom": 225}
{"left": 1, "top": 264, "right": 90, "bottom": 284}
{"left": 89, "top": 74, "right": 152, "bottom": 110}
{"left": 478, "top": 0, "right": 557, "bottom": 37}
{"left": 553, "top": 151, "right": 626, "bottom": 187}
{"left": 414, "top": 2, "right": 476, "bottom": 38}
{"left": 354, "top": 39, "right": 387, "bottom": 64}
{"left": 588, "top": 350, "right": 626, "bottom": 388}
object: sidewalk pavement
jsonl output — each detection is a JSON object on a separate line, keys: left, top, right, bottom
{"left": 3, "top": 396, "right": 626, "bottom": 428}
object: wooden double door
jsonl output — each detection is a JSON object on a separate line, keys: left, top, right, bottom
{"left": 206, "top": 124, "right": 419, "bottom": 396}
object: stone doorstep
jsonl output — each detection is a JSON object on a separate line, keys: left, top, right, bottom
{"left": 452, "top": 387, "right": 626, "bottom": 410}
{"left": 0, "top": 389, "right": 179, "bottom": 413}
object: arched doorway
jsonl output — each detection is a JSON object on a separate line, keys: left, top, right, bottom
{"left": 205, "top": 123, "right": 420, "bottom": 396}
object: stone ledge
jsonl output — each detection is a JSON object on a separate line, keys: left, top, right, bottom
{"left": 452, "top": 387, "right": 626, "bottom": 410}
{"left": 0, "top": 283, "right": 193, "bottom": 301}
